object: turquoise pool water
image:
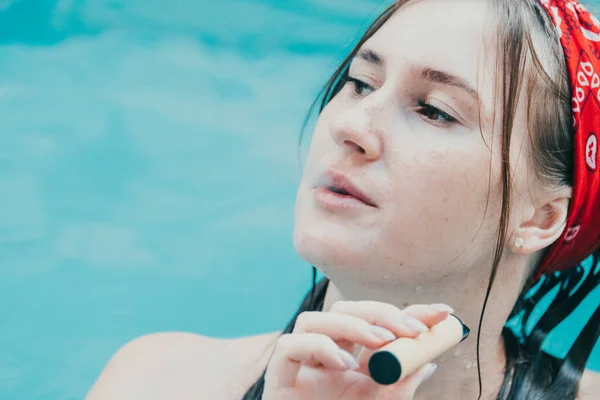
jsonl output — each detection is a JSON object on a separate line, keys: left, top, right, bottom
{"left": 1, "top": 1, "right": 599, "bottom": 398}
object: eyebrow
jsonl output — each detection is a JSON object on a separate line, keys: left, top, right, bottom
{"left": 356, "top": 48, "right": 384, "bottom": 66}
{"left": 416, "top": 67, "right": 479, "bottom": 101}
{"left": 354, "top": 48, "right": 479, "bottom": 102}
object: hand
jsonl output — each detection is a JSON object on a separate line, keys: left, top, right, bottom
{"left": 262, "top": 301, "right": 453, "bottom": 400}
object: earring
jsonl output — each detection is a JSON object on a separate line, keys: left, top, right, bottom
{"left": 515, "top": 237, "right": 525, "bottom": 248}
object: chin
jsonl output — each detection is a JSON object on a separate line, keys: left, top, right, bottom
{"left": 293, "top": 223, "right": 372, "bottom": 271}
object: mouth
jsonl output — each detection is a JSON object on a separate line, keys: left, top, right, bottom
{"left": 315, "top": 170, "right": 378, "bottom": 208}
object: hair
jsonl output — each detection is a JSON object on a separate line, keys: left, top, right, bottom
{"left": 243, "top": 0, "right": 600, "bottom": 399}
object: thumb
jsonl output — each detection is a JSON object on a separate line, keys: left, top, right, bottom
{"left": 396, "top": 363, "right": 437, "bottom": 399}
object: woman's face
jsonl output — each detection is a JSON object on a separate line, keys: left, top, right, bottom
{"left": 294, "top": 0, "right": 533, "bottom": 283}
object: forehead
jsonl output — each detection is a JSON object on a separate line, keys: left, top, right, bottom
{"left": 362, "top": 0, "right": 493, "bottom": 87}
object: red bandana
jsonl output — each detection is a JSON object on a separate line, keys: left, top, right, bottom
{"left": 535, "top": 0, "right": 600, "bottom": 279}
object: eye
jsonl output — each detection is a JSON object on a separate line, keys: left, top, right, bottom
{"left": 416, "top": 100, "right": 457, "bottom": 126}
{"left": 347, "top": 77, "right": 375, "bottom": 97}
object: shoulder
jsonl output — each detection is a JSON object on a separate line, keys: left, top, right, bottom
{"left": 579, "top": 369, "right": 600, "bottom": 399}
{"left": 85, "top": 331, "right": 281, "bottom": 400}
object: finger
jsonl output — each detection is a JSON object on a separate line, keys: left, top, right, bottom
{"left": 334, "top": 338, "right": 357, "bottom": 356}
{"left": 355, "top": 346, "right": 377, "bottom": 376}
{"left": 353, "top": 304, "right": 453, "bottom": 376}
{"left": 264, "top": 333, "right": 358, "bottom": 388}
{"left": 395, "top": 363, "right": 438, "bottom": 399}
{"left": 403, "top": 304, "right": 454, "bottom": 328}
{"left": 294, "top": 311, "right": 397, "bottom": 349}
{"left": 329, "top": 301, "right": 433, "bottom": 338}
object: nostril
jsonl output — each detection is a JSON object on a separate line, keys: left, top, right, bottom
{"left": 344, "top": 140, "right": 366, "bottom": 154}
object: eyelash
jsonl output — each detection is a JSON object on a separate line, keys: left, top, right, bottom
{"left": 416, "top": 100, "right": 457, "bottom": 126}
{"left": 347, "top": 77, "right": 372, "bottom": 96}
{"left": 345, "top": 77, "right": 458, "bottom": 126}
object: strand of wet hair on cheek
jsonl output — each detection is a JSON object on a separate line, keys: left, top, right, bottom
{"left": 476, "top": 2, "right": 534, "bottom": 396}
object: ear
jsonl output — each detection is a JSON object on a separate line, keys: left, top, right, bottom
{"left": 510, "top": 186, "right": 572, "bottom": 255}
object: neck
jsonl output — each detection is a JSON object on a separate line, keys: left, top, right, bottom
{"left": 320, "top": 252, "right": 530, "bottom": 399}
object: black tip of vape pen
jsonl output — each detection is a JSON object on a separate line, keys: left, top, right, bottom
{"left": 451, "top": 314, "right": 471, "bottom": 342}
{"left": 462, "top": 323, "right": 471, "bottom": 341}
{"left": 369, "top": 351, "right": 402, "bottom": 385}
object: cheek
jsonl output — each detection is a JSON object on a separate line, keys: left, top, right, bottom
{"left": 294, "top": 115, "right": 333, "bottom": 228}
{"left": 382, "top": 142, "right": 503, "bottom": 265}
{"left": 297, "top": 110, "right": 337, "bottom": 187}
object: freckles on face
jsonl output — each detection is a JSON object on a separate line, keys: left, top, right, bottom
{"left": 294, "top": 0, "right": 507, "bottom": 277}
{"left": 380, "top": 133, "right": 501, "bottom": 268}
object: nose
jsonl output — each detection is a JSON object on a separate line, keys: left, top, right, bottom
{"left": 329, "top": 103, "right": 383, "bottom": 162}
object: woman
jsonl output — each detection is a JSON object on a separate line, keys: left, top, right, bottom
{"left": 87, "top": 0, "right": 600, "bottom": 399}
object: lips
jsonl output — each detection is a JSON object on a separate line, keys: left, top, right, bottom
{"left": 316, "top": 170, "right": 377, "bottom": 207}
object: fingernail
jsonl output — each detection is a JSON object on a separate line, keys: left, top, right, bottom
{"left": 422, "top": 363, "right": 437, "bottom": 382}
{"left": 337, "top": 349, "right": 359, "bottom": 370}
{"left": 369, "top": 326, "right": 396, "bottom": 341}
{"left": 430, "top": 303, "right": 454, "bottom": 313}
{"left": 404, "top": 317, "right": 429, "bottom": 332}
